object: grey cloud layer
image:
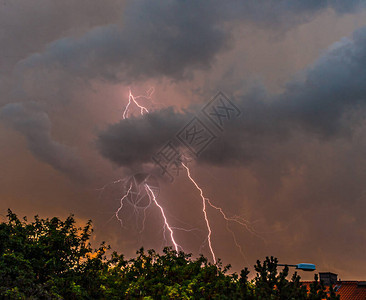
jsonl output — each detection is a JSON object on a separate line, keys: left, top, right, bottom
{"left": 2, "top": 0, "right": 366, "bottom": 179}
{"left": 0, "top": 103, "right": 88, "bottom": 181}
{"left": 17, "top": 1, "right": 229, "bottom": 82}
{"left": 98, "top": 26, "right": 366, "bottom": 167}
{"left": 16, "top": 0, "right": 366, "bottom": 83}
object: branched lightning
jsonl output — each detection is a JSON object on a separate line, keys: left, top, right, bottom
{"left": 181, "top": 162, "right": 262, "bottom": 263}
{"left": 100, "top": 88, "right": 186, "bottom": 253}
{"left": 181, "top": 162, "right": 216, "bottom": 263}
{"left": 96, "top": 179, "right": 125, "bottom": 198}
{"left": 115, "top": 182, "right": 133, "bottom": 227}
{"left": 101, "top": 88, "right": 260, "bottom": 263}
{"left": 206, "top": 199, "right": 260, "bottom": 238}
{"left": 145, "top": 184, "right": 180, "bottom": 252}
{"left": 206, "top": 198, "right": 247, "bottom": 261}
{"left": 139, "top": 194, "right": 152, "bottom": 235}
{"left": 122, "top": 88, "right": 153, "bottom": 119}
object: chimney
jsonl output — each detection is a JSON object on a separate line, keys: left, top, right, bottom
{"left": 319, "top": 272, "right": 338, "bottom": 286}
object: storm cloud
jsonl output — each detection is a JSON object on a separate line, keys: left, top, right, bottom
{"left": 98, "top": 25, "right": 366, "bottom": 167}
{"left": 15, "top": 0, "right": 366, "bottom": 84}
{"left": 11, "top": 0, "right": 366, "bottom": 175}
{"left": 0, "top": 102, "right": 88, "bottom": 181}
{"left": 7, "top": 0, "right": 366, "bottom": 144}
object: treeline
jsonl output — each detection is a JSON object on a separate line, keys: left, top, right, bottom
{"left": 0, "top": 210, "right": 338, "bottom": 299}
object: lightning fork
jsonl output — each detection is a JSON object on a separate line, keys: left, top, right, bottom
{"left": 145, "top": 184, "right": 181, "bottom": 252}
{"left": 122, "top": 88, "right": 152, "bottom": 119}
{"left": 181, "top": 162, "right": 216, "bottom": 263}
{"left": 115, "top": 182, "right": 133, "bottom": 227}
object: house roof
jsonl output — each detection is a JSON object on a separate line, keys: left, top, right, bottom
{"left": 302, "top": 281, "right": 366, "bottom": 299}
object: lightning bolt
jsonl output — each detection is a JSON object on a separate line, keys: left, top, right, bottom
{"left": 145, "top": 184, "right": 180, "bottom": 252}
{"left": 102, "top": 89, "right": 185, "bottom": 252}
{"left": 115, "top": 182, "right": 133, "bottom": 227}
{"left": 206, "top": 199, "right": 261, "bottom": 240}
{"left": 122, "top": 88, "right": 152, "bottom": 119}
{"left": 138, "top": 193, "right": 152, "bottom": 235}
{"left": 181, "top": 162, "right": 216, "bottom": 263}
{"left": 96, "top": 178, "right": 125, "bottom": 198}
{"left": 106, "top": 88, "right": 259, "bottom": 263}
{"left": 181, "top": 162, "right": 262, "bottom": 263}
{"left": 205, "top": 198, "right": 248, "bottom": 262}
{"left": 98, "top": 175, "right": 153, "bottom": 232}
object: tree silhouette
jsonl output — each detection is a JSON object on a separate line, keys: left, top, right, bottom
{"left": 0, "top": 210, "right": 339, "bottom": 299}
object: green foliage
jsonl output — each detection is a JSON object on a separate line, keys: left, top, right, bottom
{"left": 251, "top": 257, "right": 339, "bottom": 300}
{"left": 0, "top": 210, "right": 339, "bottom": 299}
{"left": 0, "top": 209, "right": 107, "bottom": 299}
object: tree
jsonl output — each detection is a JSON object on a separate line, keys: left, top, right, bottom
{"left": 252, "top": 257, "right": 339, "bottom": 300}
{"left": 0, "top": 210, "right": 340, "bottom": 299}
{"left": 0, "top": 209, "right": 108, "bottom": 298}
{"left": 105, "top": 248, "right": 242, "bottom": 299}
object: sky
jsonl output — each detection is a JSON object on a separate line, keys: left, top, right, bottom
{"left": 1, "top": 0, "right": 366, "bottom": 280}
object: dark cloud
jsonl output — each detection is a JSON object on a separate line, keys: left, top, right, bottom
{"left": 0, "top": 102, "right": 88, "bottom": 181}
{"left": 97, "top": 107, "right": 193, "bottom": 168}
{"left": 97, "top": 25, "right": 366, "bottom": 167}
{"left": 7, "top": 0, "right": 366, "bottom": 176}
{"left": 16, "top": 1, "right": 229, "bottom": 83}
{"left": 280, "top": 28, "right": 366, "bottom": 135}
{"left": 15, "top": 0, "right": 366, "bottom": 85}
{"left": 0, "top": 0, "right": 124, "bottom": 72}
